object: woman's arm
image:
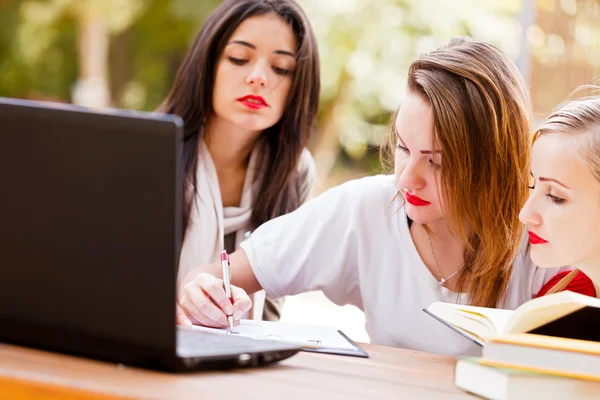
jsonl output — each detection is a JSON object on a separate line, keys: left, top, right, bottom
{"left": 179, "top": 249, "right": 261, "bottom": 294}
{"left": 177, "top": 175, "right": 385, "bottom": 327}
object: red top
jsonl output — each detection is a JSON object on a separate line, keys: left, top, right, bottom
{"left": 535, "top": 270, "right": 596, "bottom": 298}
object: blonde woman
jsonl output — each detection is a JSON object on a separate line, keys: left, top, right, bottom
{"left": 521, "top": 92, "right": 600, "bottom": 298}
{"left": 178, "top": 37, "right": 566, "bottom": 356}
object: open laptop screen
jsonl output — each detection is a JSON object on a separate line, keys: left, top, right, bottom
{"left": 0, "top": 98, "right": 183, "bottom": 362}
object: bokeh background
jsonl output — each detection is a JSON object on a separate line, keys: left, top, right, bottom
{"left": 2, "top": 0, "right": 599, "bottom": 342}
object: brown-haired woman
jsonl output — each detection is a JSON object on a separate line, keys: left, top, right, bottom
{"left": 177, "top": 37, "right": 567, "bottom": 356}
{"left": 166, "top": 0, "right": 320, "bottom": 322}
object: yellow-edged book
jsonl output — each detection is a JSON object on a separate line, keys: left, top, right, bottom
{"left": 481, "top": 334, "right": 600, "bottom": 381}
{"left": 455, "top": 356, "right": 600, "bottom": 400}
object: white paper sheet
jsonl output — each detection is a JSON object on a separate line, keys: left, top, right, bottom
{"left": 191, "top": 319, "right": 356, "bottom": 351}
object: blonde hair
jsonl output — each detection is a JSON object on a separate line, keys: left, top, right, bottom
{"left": 534, "top": 92, "right": 600, "bottom": 180}
{"left": 533, "top": 88, "right": 600, "bottom": 294}
{"left": 383, "top": 37, "right": 532, "bottom": 307}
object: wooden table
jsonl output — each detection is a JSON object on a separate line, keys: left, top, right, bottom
{"left": 0, "top": 343, "right": 475, "bottom": 399}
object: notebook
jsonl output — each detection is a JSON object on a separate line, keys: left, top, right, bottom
{"left": 423, "top": 291, "right": 600, "bottom": 346}
{"left": 192, "top": 319, "right": 369, "bottom": 358}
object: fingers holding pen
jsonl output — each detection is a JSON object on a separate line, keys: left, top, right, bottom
{"left": 196, "top": 273, "right": 233, "bottom": 315}
{"left": 180, "top": 277, "right": 229, "bottom": 327}
{"left": 231, "top": 285, "right": 252, "bottom": 321}
{"left": 177, "top": 271, "right": 254, "bottom": 327}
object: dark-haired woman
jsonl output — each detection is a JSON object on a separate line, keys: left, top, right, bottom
{"left": 163, "top": 0, "right": 320, "bottom": 322}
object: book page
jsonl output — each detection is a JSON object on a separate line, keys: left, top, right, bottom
{"left": 191, "top": 319, "right": 357, "bottom": 351}
{"left": 455, "top": 306, "right": 514, "bottom": 336}
{"left": 427, "top": 302, "right": 514, "bottom": 339}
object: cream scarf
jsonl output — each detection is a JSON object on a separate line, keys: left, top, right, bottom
{"left": 178, "top": 138, "right": 260, "bottom": 285}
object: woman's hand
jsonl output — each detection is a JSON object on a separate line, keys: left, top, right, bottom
{"left": 178, "top": 272, "right": 253, "bottom": 327}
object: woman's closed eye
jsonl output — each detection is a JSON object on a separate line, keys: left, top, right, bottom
{"left": 228, "top": 56, "right": 247, "bottom": 65}
{"left": 396, "top": 143, "right": 409, "bottom": 153}
{"left": 228, "top": 56, "right": 292, "bottom": 75}
{"left": 272, "top": 66, "right": 292, "bottom": 76}
{"left": 546, "top": 193, "right": 566, "bottom": 205}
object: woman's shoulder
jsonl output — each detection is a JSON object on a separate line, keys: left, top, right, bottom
{"left": 297, "top": 148, "right": 316, "bottom": 187}
{"left": 297, "top": 148, "right": 316, "bottom": 175}
{"left": 294, "top": 147, "right": 396, "bottom": 204}
{"left": 322, "top": 174, "right": 397, "bottom": 204}
{"left": 337, "top": 173, "right": 396, "bottom": 191}
{"left": 294, "top": 148, "right": 317, "bottom": 204}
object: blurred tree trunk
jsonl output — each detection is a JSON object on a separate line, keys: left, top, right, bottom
{"left": 72, "top": 11, "right": 110, "bottom": 107}
{"left": 516, "top": 0, "right": 536, "bottom": 87}
{"left": 109, "top": 27, "right": 132, "bottom": 107}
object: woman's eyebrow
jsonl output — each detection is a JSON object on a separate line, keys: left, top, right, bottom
{"left": 228, "top": 40, "right": 295, "bottom": 58}
{"left": 539, "top": 176, "right": 571, "bottom": 189}
{"left": 395, "top": 126, "right": 441, "bottom": 154}
{"left": 228, "top": 40, "right": 255, "bottom": 49}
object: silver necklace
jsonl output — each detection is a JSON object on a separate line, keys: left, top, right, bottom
{"left": 426, "top": 231, "right": 460, "bottom": 286}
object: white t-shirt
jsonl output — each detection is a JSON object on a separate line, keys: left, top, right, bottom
{"left": 240, "top": 175, "right": 565, "bottom": 356}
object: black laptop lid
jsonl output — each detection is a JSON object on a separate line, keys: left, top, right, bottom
{"left": 0, "top": 98, "right": 183, "bottom": 363}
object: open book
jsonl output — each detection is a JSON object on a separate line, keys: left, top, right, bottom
{"left": 424, "top": 291, "right": 600, "bottom": 346}
{"left": 192, "top": 319, "right": 368, "bottom": 358}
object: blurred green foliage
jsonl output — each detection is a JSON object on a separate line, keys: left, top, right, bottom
{"left": 1, "top": 0, "right": 598, "bottom": 181}
{"left": 0, "top": 0, "right": 220, "bottom": 105}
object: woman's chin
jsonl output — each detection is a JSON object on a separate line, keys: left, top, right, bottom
{"left": 405, "top": 206, "right": 443, "bottom": 225}
{"left": 233, "top": 115, "right": 277, "bottom": 133}
{"left": 529, "top": 248, "right": 565, "bottom": 269}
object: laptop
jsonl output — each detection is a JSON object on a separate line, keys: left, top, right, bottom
{"left": 0, "top": 97, "right": 300, "bottom": 372}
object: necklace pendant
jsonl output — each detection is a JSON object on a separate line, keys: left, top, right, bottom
{"left": 439, "top": 278, "right": 446, "bottom": 286}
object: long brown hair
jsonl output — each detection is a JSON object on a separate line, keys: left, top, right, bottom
{"left": 159, "top": 0, "right": 320, "bottom": 232}
{"left": 385, "top": 37, "right": 532, "bottom": 307}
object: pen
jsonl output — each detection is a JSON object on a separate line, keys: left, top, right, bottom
{"left": 220, "top": 250, "right": 234, "bottom": 331}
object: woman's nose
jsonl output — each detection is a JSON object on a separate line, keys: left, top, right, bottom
{"left": 519, "top": 196, "right": 542, "bottom": 226}
{"left": 246, "top": 62, "right": 268, "bottom": 88}
{"left": 397, "top": 160, "right": 426, "bottom": 192}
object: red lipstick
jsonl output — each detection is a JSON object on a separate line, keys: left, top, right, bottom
{"left": 405, "top": 192, "right": 430, "bottom": 206}
{"left": 237, "top": 94, "right": 268, "bottom": 109}
{"left": 528, "top": 231, "right": 548, "bottom": 245}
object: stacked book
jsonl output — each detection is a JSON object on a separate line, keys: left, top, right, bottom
{"left": 424, "top": 291, "right": 600, "bottom": 399}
